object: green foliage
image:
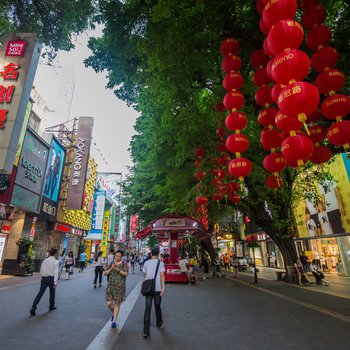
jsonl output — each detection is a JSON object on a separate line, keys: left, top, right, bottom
{"left": 16, "top": 237, "right": 36, "bottom": 273}
{"left": 86, "top": 1, "right": 350, "bottom": 264}
{"left": 146, "top": 234, "right": 158, "bottom": 249}
{"left": 0, "top": 0, "right": 98, "bottom": 58}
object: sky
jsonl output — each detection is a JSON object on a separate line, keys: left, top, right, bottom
{"left": 34, "top": 28, "right": 139, "bottom": 176}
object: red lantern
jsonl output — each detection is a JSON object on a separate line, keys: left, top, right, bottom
{"left": 266, "top": 175, "right": 283, "bottom": 189}
{"left": 263, "top": 152, "right": 287, "bottom": 173}
{"left": 216, "top": 127, "right": 226, "bottom": 139}
{"left": 263, "top": 38, "right": 274, "bottom": 57}
{"left": 270, "top": 49, "right": 310, "bottom": 85}
{"left": 262, "top": 0, "right": 297, "bottom": 30}
{"left": 256, "top": 0, "right": 266, "bottom": 16}
{"left": 195, "top": 147, "right": 206, "bottom": 158}
{"left": 301, "top": 4, "right": 327, "bottom": 30}
{"left": 308, "top": 125, "right": 327, "bottom": 143}
{"left": 281, "top": 134, "right": 314, "bottom": 165}
{"left": 250, "top": 49, "right": 270, "bottom": 69}
{"left": 259, "top": 17, "right": 270, "bottom": 36}
{"left": 258, "top": 107, "right": 278, "bottom": 128}
{"left": 229, "top": 182, "right": 239, "bottom": 192}
{"left": 297, "top": 0, "right": 320, "bottom": 10}
{"left": 307, "top": 110, "right": 322, "bottom": 124}
{"left": 260, "top": 128, "right": 283, "bottom": 151}
{"left": 321, "top": 94, "right": 350, "bottom": 120}
{"left": 195, "top": 159, "right": 202, "bottom": 168}
{"left": 287, "top": 158, "right": 308, "bottom": 168}
{"left": 229, "top": 193, "right": 241, "bottom": 203}
{"left": 216, "top": 142, "right": 227, "bottom": 153}
{"left": 275, "top": 111, "right": 303, "bottom": 133}
{"left": 195, "top": 170, "right": 206, "bottom": 181}
{"left": 271, "top": 83, "right": 286, "bottom": 103}
{"left": 267, "top": 20, "right": 304, "bottom": 55}
{"left": 217, "top": 155, "right": 231, "bottom": 166}
{"left": 214, "top": 102, "right": 226, "bottom": 112}
{"left": 327, "top": 120, "right": 350, "bottom": 149}
{"left": 196, "top": 195, "right": 208, "bottom": 206}
{"left": 223, "top": 90, "right": 245, "bottom": 111}
{"left": 212, "top": 178, "right": 222, "bottom": 188}
{"left": 226, "top": 134, "right": 249, "bottom": 155}
{"left": 278, "top": 82, "right": 320, "bottom": 123}
{"left": 216, "top": 169, "right": 227, "bottom": 180}
{"left": 223, "top": 72, "right": 244, "bottom": 91}
{"left": 225, "top": 112, "right": 248, "bottom": 131}
{"left": 316, "top": 69, "right": 345, "bottom": 95}
{"left": 212, "top": 193, "right": 223, "bottom": 202}
{"left": 255, "top": 85, "right": 273, "bottom": 107}
{"left": 219, "top": 183, "right": 234, "bottom": 196}
{"left": 228, "top": 157, "right": 253, "bottom": 179}
{"left": 309, "top": 144, "right": 332, "bottom": 164}
{"left": 221, "top": 38, "right": 240, "bottom": 57}
{"left": 311, "top": 46, "right": 339, "bottom": 73}
{"left": 266, "top": 58, "right": 274, "bottom": 79}
{"left": 222, "top": 54, "right": 242, "bottom": 73}
{"left": 253, "top": 67, "right": 272, "bottom": 86}
{"left": 306, "top": 25, "right": 331, "bottom": 50}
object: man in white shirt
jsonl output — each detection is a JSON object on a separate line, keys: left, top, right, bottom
{"left": 30, "top": 248, "right": 59, "bottom": 316}
{"left": 178, "top": 256, "right": 191, "bottom": 284}
{"left": 142, "top": 247, "right": 165, "bottom": 338}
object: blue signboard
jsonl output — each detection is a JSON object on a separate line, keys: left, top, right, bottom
{"left": 90, "top": 190, "right": 106, "bottom": 234}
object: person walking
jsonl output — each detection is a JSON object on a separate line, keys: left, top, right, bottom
{"left": 143, "top": 247, "right": 165, "bottom": 338}
{"left": 139, "top": 254, "right": 145, "bottom": 272}
{"left": 64, "top": 251, "right": 74, "bottom": 280}
{"left": 79, "top": 250, "right": 87, "bottom": 272}
{"left": 130, "top": 253, "right": 135, "bottom": 274}
{"left": 30, "top": 248, "right": 58, "bottom": 316}
{"left": 223, "top": 254, "right": 230, "bottom": 271}
{"left": 104, "top": 250, "right": 129, "bottom": 328}
{"left": 201, "top": 256, "right": 210, "bottom": 280}
{"left": 58, "top": 251, "right": 65, "bottom": 280}
{"left": 93, "top": 251, "right": 104, "bottom": 288}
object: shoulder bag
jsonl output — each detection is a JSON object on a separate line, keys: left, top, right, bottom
{"left": 141, "top": 260, "right": 160, "bottom": 296}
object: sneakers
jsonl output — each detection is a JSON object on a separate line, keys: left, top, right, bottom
{"left": 156, "top": 320, "right": 163, "bottom": 328}
{"left": 49, "top": 306, "right": 57, "bottom": 311}
{"left": 30, "top": 308, "right": 36, "bottom": 316}
{"left": 143, "top": 332, "right": 150, "bottom": 338}
{"left": 111, "top": 322, "right": 117, "bottom": 328}
{"left": 94, "top": 284, "right": 96, "bottom": 288}
{"left": 99, "top": 284, "right": 102, "bottom": 288}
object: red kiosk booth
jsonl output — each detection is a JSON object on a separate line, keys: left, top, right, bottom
{"left": 136, "top": 214, "right": 212, "bottom": 283}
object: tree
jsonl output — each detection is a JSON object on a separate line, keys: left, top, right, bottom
{"left": 0, "top": 0, "right": 98, "bottom": 57}
{"left": 86, "top": 1, "right": 350, "bottom": 276}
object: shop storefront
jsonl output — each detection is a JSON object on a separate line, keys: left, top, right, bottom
{"left": 294, "top": 154, "right": 350, "bottom": 276}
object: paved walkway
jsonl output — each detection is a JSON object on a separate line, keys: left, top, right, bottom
{"left": 1, "top": 265, "right": 349, "bottom": 350}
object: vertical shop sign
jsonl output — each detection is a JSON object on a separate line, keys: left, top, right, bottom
{"left": 101, "top": 210, "right": 110, "bottom": 257}
{"left": 0, "top": 233, "right": 7, "bottom": 262}
{"left": 66, "top": 117, "right": 94, "bottom": 209}
{"left": 91, "top": 190, "right": 106, "bottom": 233}
{"left": 0, "top": 33, "right": 41, "bottom": 173}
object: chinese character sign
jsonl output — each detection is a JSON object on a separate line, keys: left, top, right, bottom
{"left": 101, "top": 210, "right": 110, "bottom": 257}
{"left": 0, "top": 33, "right": 41, "bottom": 173}
{"left": 66, "top": 117, "right": 94, "bottom": 209}
{"left": 91, "top": 190, "right": 106, "bottom": 233}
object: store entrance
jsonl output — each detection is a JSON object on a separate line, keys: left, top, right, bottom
{"left": 310, "top": 238, "right": 340, "bottom": 274}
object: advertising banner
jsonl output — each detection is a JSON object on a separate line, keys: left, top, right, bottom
{"left": 40, "top": 137, "right": 66, "bottom": 222}
{"left": 11, "top": 129, "right": 49, "bottom": 213}
{"left": 96, "top": 172, "right": 121, "bottom": 206}
{"left": 0, "top": 33, "right": 41, "bottom": 173}
{"left": 295, "top": 154, "right": 350, "bottom": 238}
{"left": 101, "top": 210, "right": 110, "bottom": 257}
{"left": 66, "top": 117, "right": 94, "bottom": 210}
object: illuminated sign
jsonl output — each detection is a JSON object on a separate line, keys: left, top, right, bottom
{"left": 55, "top": 223, "right": 70, "bottom": 233}
{"left": 0, "top": 33, "right": 41, "bottom": 173}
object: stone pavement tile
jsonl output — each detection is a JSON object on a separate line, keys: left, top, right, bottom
{"left": 112, "top": 277, "right": 349, "bottom": 350}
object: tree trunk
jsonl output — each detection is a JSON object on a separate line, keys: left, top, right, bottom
{"left": 272, "top": 235, "right": 298, "bottom": 282}
{"left": 201, "top": 239, "right": 216, "bottom": 263}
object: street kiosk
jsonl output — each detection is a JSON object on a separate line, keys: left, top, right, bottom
{"left": 136, "top": 214, "right": 212, "bottom": 282}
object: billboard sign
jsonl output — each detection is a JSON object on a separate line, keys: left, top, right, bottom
{"left": 96, "top": 172, "right": 121, "bottom": 206}
{"left": 0, "top": 33, "right": 41, "bottom": 173}
{"left": 66, "top": 117, "right": 94, "bottom": 209}
{"left": 90, "top": 190, "right": 106, "bottom": 234}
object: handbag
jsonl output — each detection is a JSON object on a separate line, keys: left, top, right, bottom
{"left": 141, "top": 260, "right": 160, "bottom": 296}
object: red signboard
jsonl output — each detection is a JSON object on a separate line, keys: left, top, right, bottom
{"left": 55, "top": 223, "right": 70, "bottom": 233}
{"left": 5, "top": 40, "right": 27, "bottom": 57}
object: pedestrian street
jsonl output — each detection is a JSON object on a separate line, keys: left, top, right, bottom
{"left": 1, "top": 266, "right": 350, "bottom": 350}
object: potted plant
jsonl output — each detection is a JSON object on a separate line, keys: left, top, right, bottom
{"left": 15, "top": 237, "right": 36, "bottom": 276}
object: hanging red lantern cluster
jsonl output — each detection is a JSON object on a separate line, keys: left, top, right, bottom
{"left": 193, "top": 147, "right": 208, "bottom": 229}
{"left": 299, "top": 1, "right": 349, "bottom": 153}
{"left": 221, "top": 37, "right": 252, "bottom": 193}
{"left": 254, "top": 0, "right": 323, "bottom": 188}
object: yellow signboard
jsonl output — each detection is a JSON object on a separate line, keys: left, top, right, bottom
{"left": 101, "top": 210, "right": 110, "bottom": 257}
